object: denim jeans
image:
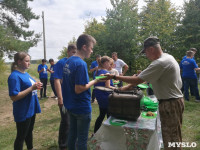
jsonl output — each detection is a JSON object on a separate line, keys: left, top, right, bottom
{"left": 183, "top": 78, "right": 200, "bottom": 100}
{"left": 58, "top": 107, "right": 70, "bottom": 149}
{"left": 67, "top": 111, "right": 91, "bottom": 150}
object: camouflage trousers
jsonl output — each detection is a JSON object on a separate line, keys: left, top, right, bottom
{"left": 159, "top": 97, "right": 185, "bottom": 150}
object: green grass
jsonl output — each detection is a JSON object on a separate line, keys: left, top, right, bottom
{"left": 0, "top": 64, "right": 200, "bottom": 149}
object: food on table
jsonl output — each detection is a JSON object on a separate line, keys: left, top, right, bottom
{"left": 146, "top": 111, "right": 154, "bottom": 116}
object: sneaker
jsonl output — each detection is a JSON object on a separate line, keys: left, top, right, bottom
{"left": 195, "top": 100, "right": 200, "bottom": 103}
{"left": 51, "top": 96, "right": 57, "bottom": 98}
{"left": 43, "top": 96, "right": 49, "bottom": 98}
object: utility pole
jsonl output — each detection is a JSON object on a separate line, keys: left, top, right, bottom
{"left": 42, "top": 11, "right": 46, "bottom": 60}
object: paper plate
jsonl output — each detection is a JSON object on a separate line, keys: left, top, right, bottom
{"left": 145, "top": 106, "right": 158, "bottom": 112}
{"left": 95, "top": 76, "right": 106, "bottom": 79}
{"left": 149, "top": 83, "right": 153, "bottom": 89}
{"left": 141, "top": 96, "right": 158, "bottom": 106}
{"left": 141, "top": 111, "right": 157, "bottom": 119}
{"left": 109, "top": 118, "right": 127, "bottom": 126}
{"left": 137, "top": 83, "right": 148, "bottom": 89}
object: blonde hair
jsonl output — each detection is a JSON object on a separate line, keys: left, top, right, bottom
{"left": 11, "top": 52, "right": 30, "bottom": 72}
{"left": 97, "top": 56, "right": 111, "bottom": 68}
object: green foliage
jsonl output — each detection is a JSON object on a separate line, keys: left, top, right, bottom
{"left": 104, "top": 0, "right": 139, "bottom": 73}
{"left": 27, "top": 63, "right": 39, "bottom": 79}
{"left": 0, "top": 57, "right": 6, "bottom": 72}
{"left": 0, "top": 0, "right": 41, "bottom": 58}
{"left": 58, "top": 37, "right": 76, "bottom": 59}
{"left": 139, "top": 0, "right": 181, "bottom": 57}
{"left": 83, "top": 18, "right": 108, "bottom": 70}
{"left": 176, "top": 0, "right": 200, "bottom": 62}
{"left": 0, "top": 61, "right": 8, "bottom": 88}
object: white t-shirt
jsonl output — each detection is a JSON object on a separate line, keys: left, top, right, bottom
{"left": 138, "top": 53, "right": 183, "bottom": 99}
{"left": 114, "top": 59, "right": 127, "bottom": 74}
{"left": 110, "top": 68, "right": 119, "bottom": 76}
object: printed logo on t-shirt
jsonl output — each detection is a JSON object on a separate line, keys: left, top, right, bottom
{"left": 29, "top": 78, "right": 37, "bottom": 96}
{"left": 43, "top": 67, "right": 47, "bottom": 73}
{"left": 182, "top": 61, "right": 190, "bottom": 65}
{"left": 63, "top": 64, "right": 71, "bottom": 75}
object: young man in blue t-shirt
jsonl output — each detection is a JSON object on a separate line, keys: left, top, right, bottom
{"left": 38, "top": 59, "right": 48, "bottom": 99}
{"left": 182, "top": 48, "right": 197, "bottom": 96}
{"left": 89, "top": 54, "right": 101, "bottom": 103}
{"left": 62, "top": 34, "right": 99, "bottom": 150}
{"left": 54, "top": 44, "right": 76, "bottom": 150}
{"left": 180, "top": 50, "right": 200, "bottom": 101}
{"left": 48, "top": 59, "right": 57, "bottom": 99}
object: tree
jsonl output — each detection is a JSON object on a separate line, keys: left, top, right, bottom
{"left": 84, "top": 18, "right": 108, "bottom": 63}
{"left": 58, "top": 37, "right": 76, "bottom": 59}
{"left": 0, "top": 0, "right": 41, "bottom": 58}
{"left": 139, "top": 0, "right": 181, "bottom": 56}
{"left": 177, "top": 0, "right": 200, "bottom": 62}
{"left": 104, "top": 0, "right": 139, "bottom": 73}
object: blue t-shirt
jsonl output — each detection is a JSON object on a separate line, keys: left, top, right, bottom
{"left": 180, "top": 58, "right": 198, "bottom": 79}
{"left": 90, "top": 60, "right": 98, "bottom": 79}
{"left": 38, "top": 64, "right": 48, "bottom": 79}
{"left": 94, "top": 69, "right": 113, "bottom": 108}
{"left": 183, "top": 55, "right": 195, "bottom": 61}
{"left": 49, "top": 64, "right": 56, "bottom": 80}
{"left": 62, "top": 56, "right": 91, "bottom": 114}
{"left": 54, "top": 57, "right": 68, "bottom": 79}
{"left": 8, "top": 70, "right": 41, "bottom": 122}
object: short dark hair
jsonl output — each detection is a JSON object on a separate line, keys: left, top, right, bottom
{"left": 68, "top": 44, "right": 77, "bottom": 51}
{"left": 76, "top": 34, "right": 96, "bottom": 50}
{"left": 186, "top": 51, "right": 194, "bottom": 57}
{"left": 42, "top": 59, "right": 47, "bottom": 62}
{"left": 49, "top": 58, "right": 54, "bottom": 63}
{"left": 190, "top": 48, "right": 197, "bottom": 52}
{"left": 142, "top": 36, "right": 160, "bottom": 53}
{"left": 112, "top": 52, "right": 117, "bottom": 56}
{"left": 96, "top": 54, "right": 101, "bottom": 58}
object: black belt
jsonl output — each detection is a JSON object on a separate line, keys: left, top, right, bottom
{"left": 158, "top": 98, "right": 180, "bottom": 104}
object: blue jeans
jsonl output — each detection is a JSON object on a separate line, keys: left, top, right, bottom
{"left": 183, "top": 78, "right": 200, "bottom": 100}
{"left": 67, "top": 111, "right": 91, "bottom": 150}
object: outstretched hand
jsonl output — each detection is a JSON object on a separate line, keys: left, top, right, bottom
{"left": 98, "top": 74, "right": 114, "bottom": 81}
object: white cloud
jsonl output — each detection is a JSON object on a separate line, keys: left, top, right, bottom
{"left": 25, "top": 0, "right": 113, "bottom": 62}
{"left": 5, "top": 0, "right": 184, "bottom": 62}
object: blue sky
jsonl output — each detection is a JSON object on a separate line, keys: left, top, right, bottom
{"left": 5, "top": 0, "right": 185, "bottom": 62}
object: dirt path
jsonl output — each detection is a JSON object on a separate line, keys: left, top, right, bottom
{"left": 0, "top": 87, "right": 57, "bottom": 127}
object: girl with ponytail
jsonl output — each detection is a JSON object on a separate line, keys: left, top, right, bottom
{"left": 94, "top": 56, "right": 115, "bottom": 133}
{"left": 8, "top": 52, "right": 42, "bottom": 150}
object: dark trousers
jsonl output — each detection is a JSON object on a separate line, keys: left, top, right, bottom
{"left": 50, "top": 80, "right": 57, "bottom": 97}
{"left": 91, "top": 88, "right": 96, "bottom": 102}
{"left": 58, "top": 107, "right": 70, "bottom": 149}
{"left": 117, "top": 81, "right": 123, "bottom": 87}
{"left": 94, "top": 107, "right": 109, "bottom": 133}
{"left": 40, "top": 78, "right": 47, "bottom": 98}
{"left": 14, "top": 115, "right": 36, "bottom": 150}
{"left": 183, "top": 78, "right": 200, "bottom": 100}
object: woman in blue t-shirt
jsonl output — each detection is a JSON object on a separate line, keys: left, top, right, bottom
{"left": 8, "top": 52, "right": 42, "bottom": 150}
{"left": 94, "top": 56, "right": 115, "bottom": 133}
